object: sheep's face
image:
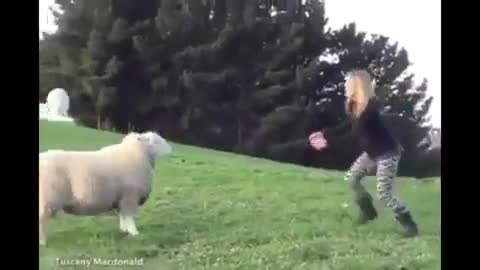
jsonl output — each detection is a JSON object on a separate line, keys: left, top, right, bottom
{"left": 139, "top": 131, "right": 172, "bottom": 159}
{"left": 122, "top": 132, "right": 172, "bottom": 159}
{"left": 122, "top": 132, "right": 142, "bottom": 144}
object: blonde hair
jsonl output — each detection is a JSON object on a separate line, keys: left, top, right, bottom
{"left": 345, "top": 69, "right": 375, "bottom": 117}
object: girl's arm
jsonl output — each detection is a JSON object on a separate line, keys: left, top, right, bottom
{"left": 322, "top": 118, "right": 353, "bottom": 141}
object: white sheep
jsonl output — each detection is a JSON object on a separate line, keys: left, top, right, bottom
{"left": 39, "top": 131, "right": 172, "bottom": 246}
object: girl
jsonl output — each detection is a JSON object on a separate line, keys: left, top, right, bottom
{"left": 309, "top": 69, "right": 418, "bottom": 237}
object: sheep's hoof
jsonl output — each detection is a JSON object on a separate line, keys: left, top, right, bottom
{"left": 128, "top": 230, "right": 139, "bottom": 236}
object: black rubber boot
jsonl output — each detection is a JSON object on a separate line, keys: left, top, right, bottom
{"left": 354, "top": 192, "right": 378, "bottom": 225}
{"left": 395, "top": 211, "right": 419, "bottom": 238}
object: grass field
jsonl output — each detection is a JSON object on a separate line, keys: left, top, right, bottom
{"left": 39, "top": 121, "right": 441, "bottom": 270}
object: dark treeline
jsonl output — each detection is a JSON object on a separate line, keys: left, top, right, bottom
{"left": 39, "top": 0, "right": 439, "bottom": 177}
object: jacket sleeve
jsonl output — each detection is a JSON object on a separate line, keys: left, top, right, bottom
{"left": 322, "top": 118, "right": 353, "bottom": 141}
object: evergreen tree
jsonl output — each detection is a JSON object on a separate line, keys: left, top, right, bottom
{"left": 39, "top": 0, "right": 437, "bottom": 176}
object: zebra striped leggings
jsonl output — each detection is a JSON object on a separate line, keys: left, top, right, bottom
{"left": 344, "top": 151, "right": 408, "bottom": 215}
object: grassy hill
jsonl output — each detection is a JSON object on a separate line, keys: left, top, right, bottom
{"left": 39, "top": 121, "right": 441, "bottom": 270}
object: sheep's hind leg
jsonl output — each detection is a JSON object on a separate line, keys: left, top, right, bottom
{"left": 39, "top": 209, "right": 49, "bottom": 246}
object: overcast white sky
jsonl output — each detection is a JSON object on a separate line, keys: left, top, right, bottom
{"left": 325, "top": 0, "right": 441, "bottom": 127}
{"left": 39, "top": 0, "right": 441, "bottom": 127}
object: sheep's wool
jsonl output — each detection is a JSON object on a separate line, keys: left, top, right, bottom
{"left": 39, "top": 132, "right": 172, "bottom": 245}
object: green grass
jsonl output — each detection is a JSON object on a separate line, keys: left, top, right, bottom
{"left": 39, "top": 121, "right": 441, "bottom": 270}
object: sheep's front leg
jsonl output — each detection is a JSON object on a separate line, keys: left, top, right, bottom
{"left": 118, "top": 196, "right": 139, "bottom": 236}
{"left": 119, "top": 216, "right": 127, "bottom": 233}
{"left": 122, "top": 216, "right": 139, "bottom": 236}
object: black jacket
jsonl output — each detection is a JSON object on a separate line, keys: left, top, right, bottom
{"left": 322, "top": 99, "right": 401, "bottom": 158}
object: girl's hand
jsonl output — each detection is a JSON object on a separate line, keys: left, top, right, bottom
{"left": 309, "top": 131, "right": 328, "bottom": 151}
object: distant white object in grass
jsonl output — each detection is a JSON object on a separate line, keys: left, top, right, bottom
{"left": 40, "top": 88, "right": 74, "bottom": 122}
{"left": 46, "top": 88, "right": 70, "bottom": 116}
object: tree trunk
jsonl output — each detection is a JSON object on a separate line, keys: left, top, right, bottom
{"left": 97, "top": 115, "right": 101, "bottom": 130}
{"left": 237, "top": 120, "right": 243, "bottom": 146}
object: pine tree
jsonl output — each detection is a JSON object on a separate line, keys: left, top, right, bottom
{"left": 243, "top": 0, "right": 328, "bottom": 157}
{"left": 39, "top": 0, "right": 437, "bottom": 176}
{"left": 39, "top": 0, "right": 159, "bottom": 130}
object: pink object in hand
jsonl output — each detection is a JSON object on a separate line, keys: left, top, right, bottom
{"left": 309, "top": 131, "right": 328, "bottom": 151}
{"left": 309, "top": 131, "right": 324, "bottom": 141}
